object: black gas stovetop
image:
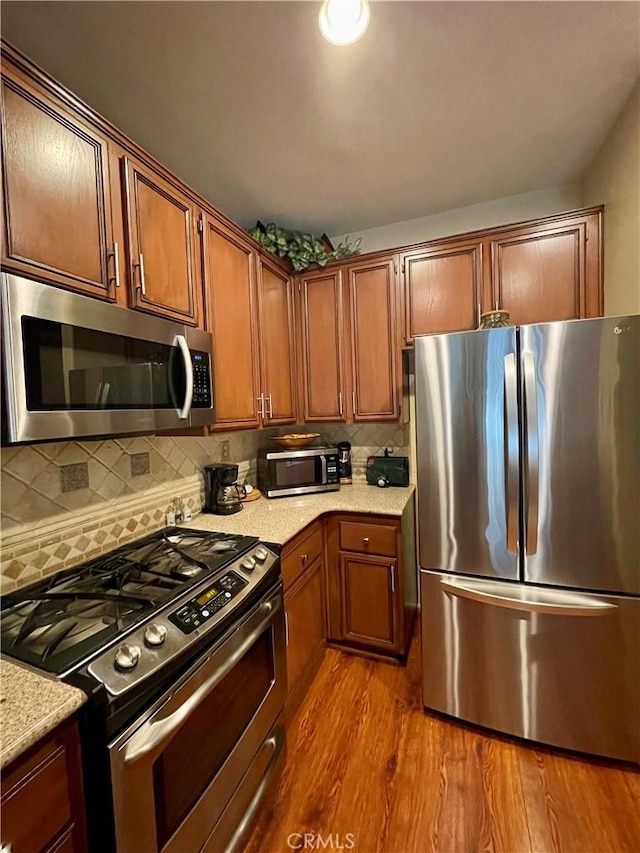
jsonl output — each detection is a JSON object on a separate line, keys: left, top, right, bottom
{"left": 0, "top": 527, "right": 259, "bottom": 676}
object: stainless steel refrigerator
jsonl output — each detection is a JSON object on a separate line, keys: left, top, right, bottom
{"left": 415, "top": 315, "right": 639, "bottom": 762}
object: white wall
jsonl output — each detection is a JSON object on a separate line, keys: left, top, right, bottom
{"left": 582, "top": 80, "right": 640, "bottom": 316}
{"left": 330, "top": 185, "right": 583, "bottom": 254}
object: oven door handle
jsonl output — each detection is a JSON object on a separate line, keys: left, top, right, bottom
{"left": 122, "top": 597, "right": 279, "bottom": 765}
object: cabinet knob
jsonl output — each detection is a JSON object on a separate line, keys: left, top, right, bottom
{"left": 301, "top": 553, "right": 308, "bottom": 563}
{"left": 363, "top": 537, "right": 370, "bottom": 544}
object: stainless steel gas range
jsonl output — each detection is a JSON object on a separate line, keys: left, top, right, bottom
{"left": 1, "top": 527, "right": 287, "bottom": 853}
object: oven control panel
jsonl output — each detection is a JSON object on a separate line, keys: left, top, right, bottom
{"left": 87, "top": 543, "right": 280, "bottom": 696}
{"left": 169, "top": 571, "right": 247, "bottom": 634}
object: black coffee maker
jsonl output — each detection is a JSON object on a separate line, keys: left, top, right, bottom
{"left": 337, "top": 441, "right": 352, "bottom": 484}
{"left": 203, "top": 463, "right": 246, "bottom": 515}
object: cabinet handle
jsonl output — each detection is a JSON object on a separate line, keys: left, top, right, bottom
{"left": 257, "top": 394, "right": 265, "bottom": 418}
{"left": 135, "top": 252, "right": 146, "bottom": 295}
{"left": 266, "top": 393, "right": 273, "bottom": 418}
{"left": 477, "top": 301, "right": 481, "bottom": 328}
{"left": 363, "top": 537, "right": 370, "bottom": 544}
{"left": 284, "top": 613, "right": 289, "bottom": 646}
{"left": 495, "top": 300, "right": 500, "bottom": 310}
{"left": 390, "top": 566, "right": 396, "bottom": 594}
{"left": 301, "top": 553, "right": 308, "bottom": 563}
{"left": 338, "top": 391, "right": 343, "bottom": 416}
{"left": 109, "top": 242, "right": 121, "bottom": 288}
{"left": 352, "top": 391, "right": 357, "bottom": 414}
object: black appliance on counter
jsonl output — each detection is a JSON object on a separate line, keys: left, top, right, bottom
{"left": 0, "top": 527, "right": 286, "bottom": 853}
{"left": 366, "top": 450, "right": 410, "bottom": 488}
{"left": 204, "top": 462, "right": 246, "bottom": 514}
{"left": 337, "top": 441, "right": 352, "bottom": 484}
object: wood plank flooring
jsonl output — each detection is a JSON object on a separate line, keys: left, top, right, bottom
{"left": 243, "top": 635, "right": 640, "bottom": 853}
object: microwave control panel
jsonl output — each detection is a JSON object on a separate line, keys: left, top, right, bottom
{"left": 191, "top": 351, "right": 212, "bottom": 408}
{"left": 326, "top": 454, "right": 339, "bottom": 484}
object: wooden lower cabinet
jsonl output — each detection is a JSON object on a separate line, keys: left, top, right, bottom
{"left": 282, "top": 523, "right": 326, "bottom": 717}
{"left": 284, "top": 556, "right": 326, "bottom": 718}
{"left": 1, "top": 716, "right": 87, "bottom": 853}
{"left": 325, "top": 507, "right": 417, "bottom": 660}
{"left": 340, "top": 553, "right": 399, "bottom": 650}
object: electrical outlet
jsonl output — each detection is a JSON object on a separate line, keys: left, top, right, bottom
{"left": 220, "top": 439, "right": 230, "bottom": 462}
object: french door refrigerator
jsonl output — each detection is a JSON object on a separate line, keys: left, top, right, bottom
{"left": 415, "top": 315, "right": 639, "bottom": 762}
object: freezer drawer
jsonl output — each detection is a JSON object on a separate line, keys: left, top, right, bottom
{"left": 420, "top": 570, "right": 640, "bottom": 762}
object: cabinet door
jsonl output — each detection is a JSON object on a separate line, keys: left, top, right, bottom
{"left": 339, "top": 553, "right": 400, "bottom": 651}
{"left": 403, "top": 241, "right": 483, "bottom": 342}
{"left": 298, "top": 269, "right": 347, "bottom": 422}
{"left": 257, "top": 256, "right": 297, "bottom": 425}
{"left": 123, "top": 157, "right": 200, "bottom": 324}
{"left": 285, "top": 558, "right": 325, "bottom": 695}
{"left": 203, "top": 215, "right": 261, "bottom": 430}
{"left": 347, "top": 257, "right": 400, "bottom": 421}
{"left": 489, "top": 220, "right": 588, "bottom": 325}
{"left": 1, "top": 73, "right": 117, "bottom": 299}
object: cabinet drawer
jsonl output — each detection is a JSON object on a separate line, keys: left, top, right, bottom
{"left": 2, "top": 743, "right": 72, "bottom": 853}
{"left": 281, "top": 522, "right": 324, "bottom": 590}
{"left": 339, "top": 520, "right": 397, "bottom": 557}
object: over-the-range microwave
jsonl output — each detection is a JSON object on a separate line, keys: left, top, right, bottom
{"left": 1, "top": 273, "right": 214, "bottom": 444}
{"left": 257, "top": 446, "right": 340, "bottom": 497}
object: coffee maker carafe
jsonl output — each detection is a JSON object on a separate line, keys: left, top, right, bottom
{"left": 204, "top": 463, "right": 246, "bottom": 515}
{"left": 337, "top": 441, "right": 352, "bottom": 484}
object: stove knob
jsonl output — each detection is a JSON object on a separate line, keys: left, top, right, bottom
{"left": 254, "top": 547, "right": 269, "bottom": 562}
{"left": 144, "top": 624, "right": 167, "bottom": 648}
{"left": 114, "top": 644, "right": 141, "bottom": 671}
{"left": 241, "top": 556, "right": 256, "bottom": 572}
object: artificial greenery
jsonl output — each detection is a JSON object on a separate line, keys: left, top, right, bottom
{"left": 249, "top": 222, "right": 361, "bottom": 272}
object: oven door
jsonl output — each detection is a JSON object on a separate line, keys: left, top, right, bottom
{"left": 1, "top": 273, "right": 213, "bottom": 442}
{"left": 108, "top": 584, "right": 287, "bottom": 853}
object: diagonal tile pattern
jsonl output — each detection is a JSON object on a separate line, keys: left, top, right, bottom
{"left": 0, "top": 423, "right": 410, "bottom": 591}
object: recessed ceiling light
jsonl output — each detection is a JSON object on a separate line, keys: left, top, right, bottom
{"left": 319, "top": 0, "right": 371, "bottom": 46}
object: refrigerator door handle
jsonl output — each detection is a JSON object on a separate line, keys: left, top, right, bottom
{"left": 522, "top": 351, "right": 540, "bottom": 555}
{"left": 439, "top": 578, "right": 617, "bottom": 616}
{"left": 503, "top": 353, "right": 519, "bottom": 553}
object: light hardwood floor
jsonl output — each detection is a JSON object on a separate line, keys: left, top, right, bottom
{"left": 243, "top": 634, "right": 640, "bottom": 853}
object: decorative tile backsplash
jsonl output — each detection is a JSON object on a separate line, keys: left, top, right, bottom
{"left": 0, "top": 422, "right": 409, "bottom": 591}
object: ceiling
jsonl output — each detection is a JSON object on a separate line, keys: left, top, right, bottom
{"left": 2, "top": 1, "right": 639, "bottom": 237}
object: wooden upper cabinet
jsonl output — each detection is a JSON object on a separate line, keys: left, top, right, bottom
{"left": 257, "top": 256, "right": 297, "bottom": 425}
{"left": 122, "top": 156, "right": 200, "bottom": 324}
{"left": 403, "top": 241, "right": 483, "bottom": 342}
{"left": 0, "top": 72, "right": 117, "bottom": 299}
{"left": 489, "top": 211, "right": 602, "bottom": 325}
{"left": 203, "top": 215, "right": 261, "bottom": 430}
{"left": 347, "top": 257, "right": 400, "bottom": 421}
{"left": 490, "top": 222, "right": 585, "bottom": 325}
{"left": 298, "top": 269, "right": 347, "bottom": 422}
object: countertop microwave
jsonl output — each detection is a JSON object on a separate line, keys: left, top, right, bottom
{"left": 1, "top": 273, "right": 214, "bottom": 443}
{"left": 257, "top": 447, "right": 340, "bottom": 498}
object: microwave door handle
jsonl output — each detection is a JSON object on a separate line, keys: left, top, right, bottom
{"left": 176, "top": 335, "right": 193, "bottom": 420}
{"left": 100, "top": 382, "right": 111, "bottom": 407}
{"left": 320, "top": 454, "right": 328, "bottom": 484}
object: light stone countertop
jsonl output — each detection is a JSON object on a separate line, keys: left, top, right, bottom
{"left": 182, "top": 483, "right": 416, "bottom": 545}
{"left": 0, "top": 658, "right": 87, "bottom": 769}
{"left": 0, "top": 484, "right": 414, "bottom": 768}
